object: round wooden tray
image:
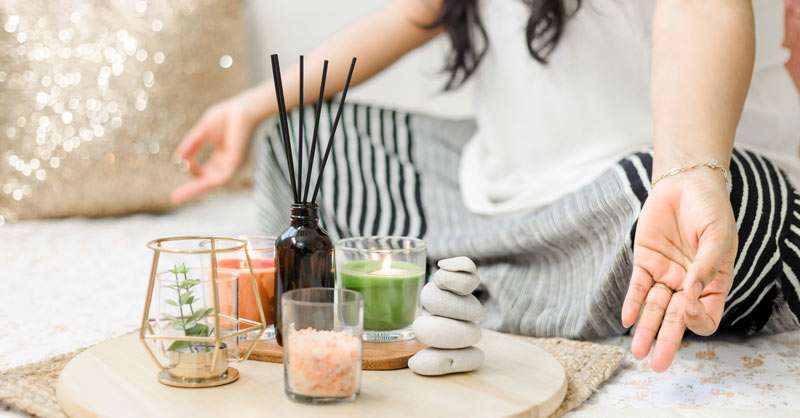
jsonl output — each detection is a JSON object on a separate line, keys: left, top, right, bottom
{"left": 57, "top": 330, "right": 567, "bottom": 418}
{"left": 250, "top": 338, "right": 426, "bottom": 370}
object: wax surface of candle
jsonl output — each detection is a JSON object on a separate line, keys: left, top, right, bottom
{"left": 217, "top": 258, "right": 276, "bottom": 326}
{"left": 340, "top": 260, "right": 422, "bottom": 331}
{"left": 368, "top": 268, "right": 411, "bottom": 276}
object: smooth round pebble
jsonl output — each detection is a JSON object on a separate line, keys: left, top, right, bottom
{"left": 432, "top": 269, "right": 481, "bottom": 296}
{"left": 420, "top": 282, "right": 483, "bottom": 322}
{"left": 413, "top": 315, "right": 481, "bottom": 349}
{"left": 409, "top": 347, "right": 485, "bottom": 376}
{"left": 437, "top": 256, "right": 477, "bottom": 273}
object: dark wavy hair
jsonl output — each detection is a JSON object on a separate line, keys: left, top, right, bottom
{"left": 431, "top": 0, "right": 582, "bottom": 90}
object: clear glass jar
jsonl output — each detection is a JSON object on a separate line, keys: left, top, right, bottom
{"left": 335, "top": 237, "right": 426, "bottom": 342}
{"left": 213, "top": 236, "right": 277, "bottom": 339}
{"left": 282, "top": 287, "right": 363, "bottom": 404}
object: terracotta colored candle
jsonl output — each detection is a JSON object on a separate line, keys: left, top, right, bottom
{"left": 217, "top": 258, "right": 276, "bottom": 327}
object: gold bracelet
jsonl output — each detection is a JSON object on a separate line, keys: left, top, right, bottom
{"left": 651, "top": 159, "right": 731, "bottom": 188}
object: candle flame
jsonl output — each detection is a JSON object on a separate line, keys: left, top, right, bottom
{"left": 380, "top": 256, "right": 392, "bottom": 272}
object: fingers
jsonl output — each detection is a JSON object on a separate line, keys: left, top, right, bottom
{"left": 177, "top": 122, "right": 210, "bottom": 160}
{"left": 682, "top": 232, "right": 729, "bottom": 301}
{"left": 622, "top": 265, "right": 654, "bottom": 328}
{"left": 187, "top": 158, "right": 202, "bottom": 177}
{"left": 651, "top": 293, "right": 687, "bottom": 372}
{"left": 170, "top": 176, "right": 218, "bottom": 205}
{"left": 630, "top": 284, "right": 672, "bottom": 359}
{"left": 223, "top": 114, "right": 245, "bottom": 169}
{"left": 633, "top": 245, "right": 688, "bottom": 289}
{"left": 685, "top": 292, "right": 724, "bottom": 336}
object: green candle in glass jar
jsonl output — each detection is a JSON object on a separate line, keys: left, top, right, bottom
{"left": 339, "top": 259, "right": 423, "bottom": 331}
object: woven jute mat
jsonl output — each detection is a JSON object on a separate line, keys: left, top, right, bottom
{"left": 0, "top": 336, "right": 622, "bottom": 418}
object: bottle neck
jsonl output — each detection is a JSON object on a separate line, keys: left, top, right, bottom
{"left": 289, "top": 203, "right": 320, "bottom": 227}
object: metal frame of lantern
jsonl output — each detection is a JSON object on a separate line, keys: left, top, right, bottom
{"left": 140, "top": 236, "right": 267, "bottom": 388}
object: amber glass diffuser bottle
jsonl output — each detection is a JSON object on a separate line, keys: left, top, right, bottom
{"left": 274, "top": 203, "right": 334, "bottom": 344}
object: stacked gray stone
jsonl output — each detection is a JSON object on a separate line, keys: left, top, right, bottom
{"left": 409, "top": 257, "right": 485, "bottom": 376}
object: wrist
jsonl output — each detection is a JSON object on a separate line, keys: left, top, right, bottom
{"left": 652, "top": 139, "right": 732, "bottom": 176}
{"left": 652, "top": 161, "right": 731, "bottom": 193}
{"left": 237, "top": 84, "right": 275, "bottom": 126}
{"left": 652, "top": 158, "right": 731, "bottom": 188}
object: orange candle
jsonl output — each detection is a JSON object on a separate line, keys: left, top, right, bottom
{"left": 218, "top": 257, "right": 276, "bottom": 328}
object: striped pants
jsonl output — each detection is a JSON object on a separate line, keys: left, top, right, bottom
{"left": 256, "top": 103, "right": 800, "bottom": 339}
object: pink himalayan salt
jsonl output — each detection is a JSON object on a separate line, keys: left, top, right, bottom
{"left": 286, "top": 328, "right": 361, "bottom": 398}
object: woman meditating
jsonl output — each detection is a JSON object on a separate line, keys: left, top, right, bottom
{"left": 172, "top": 0, "right": 800, "bottom": 372}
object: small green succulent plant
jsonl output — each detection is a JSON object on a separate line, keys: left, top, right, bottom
{"left": 162, "top": 263, "right": 214, "bottom": 352}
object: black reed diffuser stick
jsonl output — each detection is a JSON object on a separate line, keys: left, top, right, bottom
{"left": 310, "top": 57, "right": 357, "bottom": 204}
{"left": 270, "top": 54, "right": 299, "bottom": 203}
{"left": 297, "top": 56, "right": 304, "bottom": 198}
{"left": 271, "top": 55, "right": 356, "bottom": 204}
{"left": 303, "top": 60, "right": 329, "bottom": 203}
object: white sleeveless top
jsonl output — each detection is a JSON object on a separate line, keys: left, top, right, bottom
{"left": 461, "top": 0, "right": 800, "bottom": 214}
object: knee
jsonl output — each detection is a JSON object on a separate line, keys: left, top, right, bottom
{"left": 729, "top": 149, "right": 795, "bottom": 244}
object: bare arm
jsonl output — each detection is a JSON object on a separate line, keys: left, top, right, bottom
{"left": 624, "top": 0, "right": 755, "bottom": 371}
{"left": 651, "top": 0, "right": 755, "bottom": 175}
{"left": 786, "top": 0, "right": 800, "bottom": 90}
{"left": 173, "top": 0, "right": 443, "bottom": 204}
{"left": 241, "top": 0, "right": 444, "bottom": 123}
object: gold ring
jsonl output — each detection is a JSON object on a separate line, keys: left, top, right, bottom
{"left": 652, "top": 282, "right": 674, "bottom": 296}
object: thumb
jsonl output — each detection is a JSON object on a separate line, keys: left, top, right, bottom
{"left": 682, "top": 230, "right": 726, "bottom": 301}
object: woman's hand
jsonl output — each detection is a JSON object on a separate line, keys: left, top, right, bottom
{"left": 168, "top": 0, "right": 445, "bottom": 206}
{"left": 621, "top": 169, "right": 737, "bottom": 372}
{"left": 171, "top": 90, "right": 263, "bottom": 205}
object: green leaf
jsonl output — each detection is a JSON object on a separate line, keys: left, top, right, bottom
{"left": 169, "top": 263, "right": 190, "bottom": 275}
{"left": 171, "top": 318, "right": 197, "bottom": 330}
{"left": 185, "top": 323, "right": 210, "bottom": 337}
{"left": 178, "top": 279, "right": 200, "bottom": 290}
{"left": 189, "top": 307, "right": 214, "bottom": 323}
{"left": 168, "top": 340, "right": 192, "bottom": 352}
{"left": 178, "top": 293, "right": 194, "bottom": 305}
{"left": 186, "top": 308, "right": 214, "bottom": 328}
{"left": 160, "top": 313, "right": 177, "bottom": 321}
{"left": 165, "top": 299, "right": 179, "bottom": 307}
{"left": 162, "top": 284, "right": 179, "bottom": 290}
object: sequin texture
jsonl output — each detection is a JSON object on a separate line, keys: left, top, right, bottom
{"left": 0, "top": 1, "right": 248, "bottom": 222}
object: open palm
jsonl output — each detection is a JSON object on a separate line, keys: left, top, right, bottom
{"left": 621, "top": 170, "right": 737, "bottom": 372}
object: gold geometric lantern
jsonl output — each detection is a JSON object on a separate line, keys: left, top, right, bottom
{"left": 140, "top": 236, "right": 266, "bottom": 388}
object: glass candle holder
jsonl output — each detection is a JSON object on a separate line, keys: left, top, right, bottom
{"left": 282, "top": 288, "right": 363, "bottom": 404}
{"left": 213, "top": 236, "right": 277, "bottom": 339}
{"left": 335, "top": 237, "right": 426, "bottom": 342}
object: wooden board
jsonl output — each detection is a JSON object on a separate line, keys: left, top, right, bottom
{"left": 57, "top": 330, "right": 567, "bottom": 418}
{"left": 250, "top": 338, "right": 427, "bottom": 370}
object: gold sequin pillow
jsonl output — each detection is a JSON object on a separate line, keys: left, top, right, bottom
{"left": 0, "top": 1, "right": 248, "bottom": 222}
